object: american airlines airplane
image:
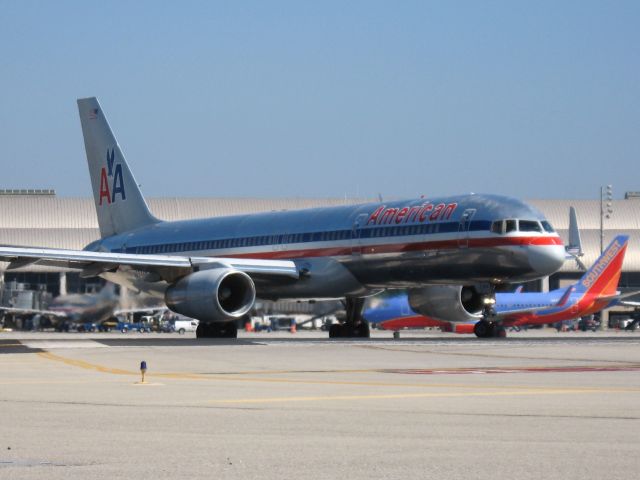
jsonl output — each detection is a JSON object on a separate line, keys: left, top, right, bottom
{"left": 0, "top": 98, "right": 566, "bottom": 339}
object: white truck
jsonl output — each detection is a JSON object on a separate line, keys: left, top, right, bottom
{"left": 174, "top": 318, "right": 199, "bottom": 334}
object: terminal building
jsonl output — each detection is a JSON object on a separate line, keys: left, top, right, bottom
{"left": 1, "top": 190, "right": 639, "bottom": 326}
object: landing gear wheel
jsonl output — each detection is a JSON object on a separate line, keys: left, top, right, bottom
{"left": 196, "top": 321, "right": 238, "bottom": 339}
{"left": 474, "top": 321, "right": 506, "bottom": 338}
{"left": 474, "top": 321, "right": 489, "bottom": 338}
{"left": 329, "top": 324, "right": 342, "bottom": 338}
{"left": 329, "top": 297, "right": 370, "bottom": 339}
{"left": 218, "top": 321, "right": 238, "bottom": 338}
{"left": 354, "top": 320, "right": 370, "bottom": 338}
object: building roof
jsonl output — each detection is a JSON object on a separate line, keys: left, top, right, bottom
{"left": 1, "top": 195, "right": 639, "bottom": 272}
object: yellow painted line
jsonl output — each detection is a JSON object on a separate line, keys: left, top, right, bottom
{"left": 152, "top": 372, "right": 640, "bottom": 393}
{"left": 210, "top": 388, "right": 632, "bottom": 405}
{"left": 35, "top": 351, "right": 640, "bottom": 393}
{"left": 0, "top": 379, "right": 101, "bottom": 386}
{"left": 37, "top": 351, "right": 135, "bottom": 375}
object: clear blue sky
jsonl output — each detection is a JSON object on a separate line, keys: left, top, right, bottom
{"left": 1, "top": 0, "right": 638, "bottom": 200}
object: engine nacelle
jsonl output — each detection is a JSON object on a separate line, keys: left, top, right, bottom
{"left": 165, "top": 268, "right": 256, "bottom": 322}
{"left": 407, "top": 285, "right": 484, "bottom": 323}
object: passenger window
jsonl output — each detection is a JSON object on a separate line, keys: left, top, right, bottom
{"left": 505, "top": 220, "right": 517, "bottom": 233}
{"left": 491, "top": 221, "right": 503, "bottom": 234}
{"left": 519, "top": 220, "right": 542, "bottom": 232}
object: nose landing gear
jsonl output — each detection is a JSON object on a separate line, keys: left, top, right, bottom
{"left": 473, "top": 291, "right": 506, "bottom": 338}
{"left": 473, "top": 320, "right": 506, "bottom": 338}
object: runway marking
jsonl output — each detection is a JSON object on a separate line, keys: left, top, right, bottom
{"left": 0, "top": 379, "right": 101, "bottom": 386}
{"left": 35, "top": 351, "right": 640, "bottom": 394}
{"left": 384, "top": 365, "right": 640, "bottom": 375}
{"left": 357, "top": 344, "right": 640, "bottom": 365}
{"left": 37, "top": 352, "right": 134, "bottom": 375}
{"left": 210, "top": 387, "right": 638, "bottom": 405}
{"left": 22, "top": 340, "right": 107, "bottom": 349}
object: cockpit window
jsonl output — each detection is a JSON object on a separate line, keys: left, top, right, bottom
{"left": 519, "top": 220, "right": 542, "bottom": 232}
{"left": 541, "top": 221, "right": 555, "bottom": 233}
{"left": 505, "top": 219, "right": 517, "bottom": 233}
{"left": 491, "top": 220, "right": 503, "bottom": 234}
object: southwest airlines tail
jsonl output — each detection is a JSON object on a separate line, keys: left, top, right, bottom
{"left": 573, "top": 235, "right": 629, "bottom": 297}
{"left": 77, "top": 97, "right": 158, "bottom": 238}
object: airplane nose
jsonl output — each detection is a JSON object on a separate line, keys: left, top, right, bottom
{"left": 528, "top": 245, "right": 565, "bottom": 277}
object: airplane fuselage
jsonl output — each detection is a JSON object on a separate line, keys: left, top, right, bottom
{"left": 88, "top": 193, "right": 565, "bottom": 300}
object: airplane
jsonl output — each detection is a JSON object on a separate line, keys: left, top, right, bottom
{"left": 0, "top": 97, "right": 566, "bottom": 339}
{"left": 364, "top": 235, "right": 633, "bottom": 337}
{"left": 0, "top": 282, "right": 165, "bottom": 330}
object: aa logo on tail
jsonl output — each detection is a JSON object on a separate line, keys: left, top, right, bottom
{"left": 99, "top": 149, "right": 126, "bottom": 205}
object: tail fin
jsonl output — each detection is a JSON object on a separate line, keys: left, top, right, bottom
{"left": 77, "top": 97, "right": 158, "bottom": 238}
{"left": 556, "top": 286, "right": 574, "bottom": 307}
{"left": 573, "top": 235, "right": 629, "bottom": 297}
{"left": 567, "top": 206, "right": 583, "bottom": 256}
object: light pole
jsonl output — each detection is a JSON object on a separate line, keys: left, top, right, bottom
{"left": 600, "top": 184, "right": 613, "bottom": 254}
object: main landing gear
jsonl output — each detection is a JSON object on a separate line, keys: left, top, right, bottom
{"left": 473, "top": 288, "right": 506, "bottom": 339}
{"left": 329, "top": 297, "right": 370, "bottom": 338}
{"left": 196, "top": 321, "right": 238, "bottom": 338}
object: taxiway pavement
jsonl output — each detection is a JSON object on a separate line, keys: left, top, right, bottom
{"left": 1, "top": 330, "right": 639, "bottom": 479}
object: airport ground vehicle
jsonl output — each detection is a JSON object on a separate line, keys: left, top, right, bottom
{"left": 117, "top": 321, "right": 151, "bottom": 333}
{"left": 174, "top": 319, "right": 198, "bottom": 334}
{"left": 577, "top": 316, "right": 601, "bottom": 332}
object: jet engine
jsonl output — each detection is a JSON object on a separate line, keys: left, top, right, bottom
{"left": 165, "top": 268, "right": 256, "bottom": 322}
{"left": 407, "top": 285, "right": 484, "bottom": 323}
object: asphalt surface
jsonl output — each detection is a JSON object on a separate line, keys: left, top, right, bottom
{"left": 1, "top": 329, "right": 639, "bottom": 479}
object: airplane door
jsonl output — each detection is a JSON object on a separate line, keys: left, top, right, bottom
{"left": 351, "top": 214, "right": 369, "bottom": 256}
{"left": 457, "top": 209, "right": 476, "bottom": 248}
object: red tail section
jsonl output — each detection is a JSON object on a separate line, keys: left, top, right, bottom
{"left": 577, "top": 236, "right": 629, "bottom": 298}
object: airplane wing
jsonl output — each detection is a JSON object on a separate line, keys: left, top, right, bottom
{"left": 0, "top": 306, "right": 67, "bottom": 317}
{"left": 113, "top": 306, "right": 169, "bottom": 316}
{"left": 0, "top": 246, "right": 299, "bottom": 279}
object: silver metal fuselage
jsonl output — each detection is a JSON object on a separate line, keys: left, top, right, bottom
{"left": 90, "top": 193, "right": 566, "bottom": 300}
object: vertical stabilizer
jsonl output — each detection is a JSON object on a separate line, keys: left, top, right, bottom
{"left": 567, "top": 206, "right": 583, "bottom": 256}
{"left": 573, "top": 235, "right": 629, "bottom": 297}
{"left": 77, "top": 97, "right": 158, "bottom": 238}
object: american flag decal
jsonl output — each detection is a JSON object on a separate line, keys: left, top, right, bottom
{"left": 89, "top": 108, "right": 99, "bottom": 120}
